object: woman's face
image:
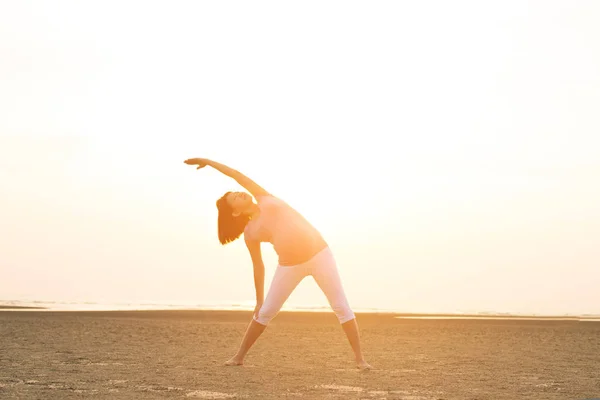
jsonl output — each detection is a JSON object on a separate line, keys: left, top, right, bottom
{"left": 226, "top": 191, "right": 252, "bottom": 215}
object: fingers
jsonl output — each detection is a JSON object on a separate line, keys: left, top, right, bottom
{"left": 253, "top": 305, "right": 262, "bottom": 319}
{"left": 184, "top": 158, "right": 205, "bottom": 168}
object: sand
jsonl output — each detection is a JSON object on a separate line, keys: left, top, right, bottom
{"left": 1, "top": 310, "right": 599, "bottom": 400}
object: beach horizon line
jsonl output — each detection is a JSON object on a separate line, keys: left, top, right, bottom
{"left": 1, "top": 304, "right": 599, "bottom": 321}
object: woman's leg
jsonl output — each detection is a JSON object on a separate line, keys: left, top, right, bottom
{"left": 225, "top": 264, "right": 307, "bottom": 365}
{"left": 340, "top": 318, "right": 371, "bottom": 369}
{"left": 311, "top": 248, "right": 371, "bottom": 369}
{"left": 224, "top": 319, "right": 266, "bottom": 366}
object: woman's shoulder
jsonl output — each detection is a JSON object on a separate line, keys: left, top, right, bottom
{"left": 255, "top": 193, "right": 284, "bottom": 207}
{"left": 244, "top": 216, "right": 260, "bottom": 237}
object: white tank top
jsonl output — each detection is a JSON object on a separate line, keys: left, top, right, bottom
{"left": 244, "top": 195, "right": 327, "bottom": 266}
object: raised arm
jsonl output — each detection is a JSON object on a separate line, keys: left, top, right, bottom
{"left": 184, "top": 158, "right": 269, "bottom": 198}
{"left": 245, "top": 237, "right": 265, "bottom": 317}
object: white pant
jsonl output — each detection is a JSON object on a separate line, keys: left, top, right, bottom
{"left": 253, "top": 247, "right": 356, "bottom": 326}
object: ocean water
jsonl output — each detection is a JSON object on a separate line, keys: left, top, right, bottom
{"left": 0, "top": 299, "right": 381, "bottom": 313}
{"left": 1, "top": 299, "right": 599, "bottom": 320}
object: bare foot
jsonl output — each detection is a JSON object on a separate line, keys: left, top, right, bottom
{"left": 224, "top": 356, "right": 244, "bottom": 366}
{"left": 356, "top": 360, "right": 372, "bottom": 370}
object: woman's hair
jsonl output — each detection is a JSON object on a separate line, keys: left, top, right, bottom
{"left": 216, "top": 191, "right": 251, "bottom": 245}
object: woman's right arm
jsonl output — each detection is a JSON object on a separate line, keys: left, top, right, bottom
{"left": 184, "top": 158, "right": 270, "bottom": 199}
{"left": 245, "top": 238, "right": 265, "bottom": 309}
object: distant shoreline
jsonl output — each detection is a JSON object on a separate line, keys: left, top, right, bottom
{"left": 0, "top": 305, "right": 47, "bottom": 309}
{"left": 0, "top": 305, "right": 598, "bottom": 320}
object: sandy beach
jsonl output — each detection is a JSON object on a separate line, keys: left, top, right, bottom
{"left": 1, "top": 310, "right": 599, "bottom": 400}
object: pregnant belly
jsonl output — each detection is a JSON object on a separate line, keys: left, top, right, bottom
{"left": 276, "top": 236, "right": 328, "bottom": 266}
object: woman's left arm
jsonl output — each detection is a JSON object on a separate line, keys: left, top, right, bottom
{"left": 184, "top": 158, "right": 270, "bottom": 198}
{"left": 245, "top": 237, "right": 265, "bottom": 317}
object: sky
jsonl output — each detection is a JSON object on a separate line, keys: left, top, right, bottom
{"left": 1, "top": 1, "right": 599, "bottom": 315}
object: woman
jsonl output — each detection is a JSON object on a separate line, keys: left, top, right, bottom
{"left": 184, "top": 157, "right": 372, "bottom": 370}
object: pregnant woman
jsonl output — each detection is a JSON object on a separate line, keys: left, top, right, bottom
{"left": 184, "top": 157, "right": 371, "bottom": 370}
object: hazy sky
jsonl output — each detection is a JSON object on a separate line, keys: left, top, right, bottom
{"left": 1, "top": 1, "right": 599, "bottom": 315}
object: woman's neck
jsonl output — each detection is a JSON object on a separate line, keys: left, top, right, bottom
{"left": 245, "top": 203, "right": 260, "bottom": 219}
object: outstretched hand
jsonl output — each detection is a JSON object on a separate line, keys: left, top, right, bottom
{"left": 184, "top": 158, "right": 209, "bottom": 170}
{"left": 253, "top": 301, "right": 263, "bottom": 320}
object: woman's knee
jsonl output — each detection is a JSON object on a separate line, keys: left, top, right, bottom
{"left": 253, "top": 306, "right": 277, "bottom": 326}
{"left": 332, "top": 304, "right": 355, "bottom": 324}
